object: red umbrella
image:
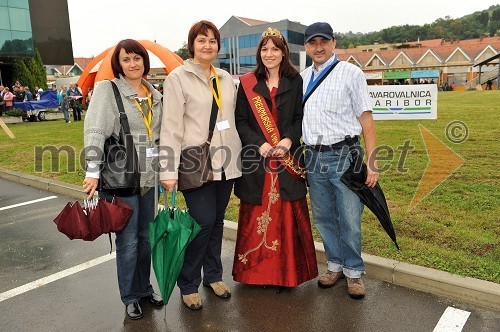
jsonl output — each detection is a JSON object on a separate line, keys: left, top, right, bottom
{"left": 53, "top": 201, "right": 91, "bottom": 240}
{"left": 53, "top": 198, "right": 133, "bottom": 241}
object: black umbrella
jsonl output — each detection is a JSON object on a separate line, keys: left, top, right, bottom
{"left": 340, "top": 141, "right": 400, "bottom": 250}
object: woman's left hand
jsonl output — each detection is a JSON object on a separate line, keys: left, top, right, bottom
{"left": 272, "top": 138, "right": 292, "bottom": 157}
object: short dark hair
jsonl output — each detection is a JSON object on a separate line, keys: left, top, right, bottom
{"left": 187, "top": 20, "right": 220, "bottom": 58}
{"left": 111, "top": 39, "right": 150, "bottom": 78}
{"left": 254, "top": 35, "right": 298, "bottom": 81}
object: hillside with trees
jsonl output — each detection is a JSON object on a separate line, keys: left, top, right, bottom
{"left": 335, "top": 5, "right": 500, "bottom": 48}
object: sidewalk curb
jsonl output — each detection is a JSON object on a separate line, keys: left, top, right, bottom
{"left": 1, "top": 168, "right": 499, "bottom": 312}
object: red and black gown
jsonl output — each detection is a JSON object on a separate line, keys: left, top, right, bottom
{"left": 232, "top": 87, "right": 318, "bottom": 287}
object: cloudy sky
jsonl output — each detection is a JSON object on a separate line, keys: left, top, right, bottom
{"left": 67, "top": 0, "right": 499, "bottom": 57}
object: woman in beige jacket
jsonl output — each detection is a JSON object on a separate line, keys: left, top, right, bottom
{"left": 159, "top": 20, "right": 242, "bottom": 310}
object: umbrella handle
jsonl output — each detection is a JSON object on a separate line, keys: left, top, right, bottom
{"left": 171, "top": 187, "right": 176, "bottom": 207}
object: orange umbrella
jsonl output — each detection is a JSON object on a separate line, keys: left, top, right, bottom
{"left": 77, "top": 40, "right": 184, "bottom": 98}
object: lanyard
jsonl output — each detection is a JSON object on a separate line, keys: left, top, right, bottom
{"left": 304, "top": 56, "right": 338, "bottom": 100}
{"left": 133, "top": 85, "right": 153, "bottom": 141}
{"left": 210, "top": 65, "right": 222, "bottom": 110}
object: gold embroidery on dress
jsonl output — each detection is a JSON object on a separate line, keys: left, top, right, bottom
{"left": 238, "top": 172, "right": 279, "bottom": 265}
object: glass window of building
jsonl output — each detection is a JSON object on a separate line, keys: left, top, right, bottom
{"left": 0, "top": 1, "right": 33, "bottom": 56}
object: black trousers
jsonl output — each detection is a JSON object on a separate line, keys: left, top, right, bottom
{"left": 72, "top": 102, "right": 82, "bottom": 121}
{"left": 177, "top": 175, "right": 234, "bottom": 295}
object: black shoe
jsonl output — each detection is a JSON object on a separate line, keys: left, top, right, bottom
{"left": 143, "top": 293, "right": 164, "bottom": 306}
{"left": 125, "top": 302, "right": 143, "bottom": 320}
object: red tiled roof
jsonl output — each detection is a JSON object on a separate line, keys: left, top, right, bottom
{"left": 236, "top": 16, "right": 269, "bottom": 26}
{"left": 74, "top": 57, "right": 94, "bottom": 70}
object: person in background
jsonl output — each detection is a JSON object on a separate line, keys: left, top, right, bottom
{"left": 82, "top": 39, "right": 164, "bottom": 320}
{"left": 232, "top": 27, "right": 318, "bottom": 289}
{"left": 13, "top": 86, "right": 25, "bottom": 102}
{"left": 67, "top": 82, "right": 82, "bottom": 121}
{"left": 159, "top": 20, "right": 242, "bottom": 310}
{"left": 24, "top": 87, "right": 34, "bottom": 101}
{"left": 301, "top": 22, "right": 379, "bottom": 299}
{"left": 60, "top": 93, "right": 71, "bottom": 123}
{"left": 2, "top": 87, "right": 14, "bottom": 112}
{"left": 0, "top": 85, "right": 5, "bottom": 116}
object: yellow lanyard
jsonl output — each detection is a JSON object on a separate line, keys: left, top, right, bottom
{"left": 210, "top": 66, "right": 222, "bottom": 110}
{"left": 133, "top": 85, "right": 153, "bottom": 141}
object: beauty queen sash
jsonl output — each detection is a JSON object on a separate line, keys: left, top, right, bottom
{"left": 239, "top": 73, "right": 305, "bottom": 180}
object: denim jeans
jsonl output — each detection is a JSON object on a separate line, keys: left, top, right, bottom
{"left": 99, "top": 189, "right": 154, "bottom": 305}
{"left": 178, "top": 175, "right": 234, "bottom": 295}
{"left": 62, "top": 109, "right": 70, "bottom": 123}
{"left": 305, "top": 145, "right": 365, "bottom": 278}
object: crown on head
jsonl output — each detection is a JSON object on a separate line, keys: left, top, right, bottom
{"left": 261, "top": 27, "right": 284, "bottom": 40}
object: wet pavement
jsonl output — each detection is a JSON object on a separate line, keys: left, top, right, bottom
{"left": 1, "top": 178, "right": 499, "bottom": 331}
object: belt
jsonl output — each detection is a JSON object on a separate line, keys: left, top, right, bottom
{"left": 308, "top": 136, "right": 359, "bottom": 152}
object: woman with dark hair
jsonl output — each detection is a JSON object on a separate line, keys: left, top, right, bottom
{"left": 83, "top": 39, "right": 163, "bottom": 320}
{"left": 159, "top": 20, "right": 242, "bottom": 310}
{"left": 232, "top": 28, "right": 318, "bottom": 288}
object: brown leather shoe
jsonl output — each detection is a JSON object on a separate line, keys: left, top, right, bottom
{"left": 346, "top": 277, "right": 366, "bottom": 299}
{"left": 203, "top": 281, "right": 231, "bottom": 298}
{"left": 317, "top": 270, "right": 344, "bottom": 288}
{"left": 182, "top": 293, "right": 202, "bottom": 310}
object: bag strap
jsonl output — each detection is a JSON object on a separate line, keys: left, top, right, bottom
{"left": 207, "top": 79, "right": 219, "bottom": 144}
{"left": 302, "top": 60, "right": 340, "bottom": 106}
{"left": 109, "top": 80, "right": 132, "bottom": 135}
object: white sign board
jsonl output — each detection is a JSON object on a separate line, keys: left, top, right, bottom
{"left": 368, "top": 85, "right": 438, "bottom": 120}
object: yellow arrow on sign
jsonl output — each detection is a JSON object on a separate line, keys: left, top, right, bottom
{"left": 409, "top": 125, "right": 464, "bottom": 210}
{"left": 0, "top": 118, "right": 15, "bottom": 139}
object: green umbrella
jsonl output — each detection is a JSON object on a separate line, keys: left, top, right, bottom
{"left": 149, "top": 188, "right": 201, "bottom": 304}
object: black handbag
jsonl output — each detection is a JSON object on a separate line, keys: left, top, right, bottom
{"left": 177, "top": 80, "right": 219, "bottom": 192}
{"left": 99, "top": 81, "right": 140, "bottom": 196}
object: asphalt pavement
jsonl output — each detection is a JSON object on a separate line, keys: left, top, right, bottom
{"left": 0, "top": 178, "right": 499, "bottom": 331}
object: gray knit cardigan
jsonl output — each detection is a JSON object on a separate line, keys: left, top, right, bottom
{"left": 83, "top": 75, "right": 163, "bottom": 188}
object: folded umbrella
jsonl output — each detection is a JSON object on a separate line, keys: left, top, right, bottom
{"left": 53, "top": 197, "right": 133, "bottom": 241}
{"left": 53, "top": 201, "right": 91, "bottom": 240}
{"left": 149, "top": 189, "right": 201, "bottom": 304}
{"left": 340, "top": 146, "right": 400, "bottom": 250}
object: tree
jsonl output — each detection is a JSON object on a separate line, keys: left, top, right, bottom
{"left": 13, "top": 58, "right": 31, "bottom": 88}
{"left": 12, "top": 48, "right": 47, "bottom": 91}
{"left": 175, "top": 42, "right": 190, "bottom": 60}
{"left": 28, "top": 48, "right": 47, "bottom": 90}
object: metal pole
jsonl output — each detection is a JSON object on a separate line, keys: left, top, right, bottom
{"left": 497, "top": 60, "right": 500, "bottom": 90}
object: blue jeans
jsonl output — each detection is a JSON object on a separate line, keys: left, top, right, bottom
{"left": 99, "top": 189, "right": 154, "bottom": 305}
{"left": 178, "top": 176, "right": 234, "bottom": 295}
{"left": 305, "top": 145, "right": 365, "bottom": 278}
{"left": 62, "top": 109, "right": 70, "bottom": 123}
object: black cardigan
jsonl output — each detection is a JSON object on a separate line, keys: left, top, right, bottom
{"left": 234, "top": 73, "right": 307, "bottom": 205}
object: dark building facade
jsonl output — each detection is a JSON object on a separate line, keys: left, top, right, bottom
{"left": 0, "top": 0, "right": 73, "bottom": 87}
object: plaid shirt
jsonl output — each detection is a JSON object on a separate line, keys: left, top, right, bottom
{"left": 301, "top": 55, "right": 371, "bottom": 146}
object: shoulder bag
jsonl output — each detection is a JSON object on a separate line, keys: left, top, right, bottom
{"left": 99, "top": 81, "right": 140, "bottom": 196}
{"left": 177, "top": 80, "right": 219, "bottom": 192}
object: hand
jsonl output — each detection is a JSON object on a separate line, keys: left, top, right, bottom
{"left": 82, "top": 177, "right": 99, "bottom": 200}
{"left": 272, "top": 138, "right": 292, "bottom": 157}
{"left": 259, "top": 142, "right": 274, "bottom": 158}
{"left": 160, "top": 179, "right": 177, "bottom": 192}
{"left": 365, "top": 160, "right": 379, "bottom": 188}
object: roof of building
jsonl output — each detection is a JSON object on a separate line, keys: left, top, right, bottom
{"left": 235, "top": 16, "right": 269, "bottom": 26}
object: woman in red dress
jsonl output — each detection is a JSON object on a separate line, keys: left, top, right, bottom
{"left": 233, "top": 27, "right": 318, "bottom": 288}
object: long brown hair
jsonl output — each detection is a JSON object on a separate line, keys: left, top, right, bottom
{"left": 253, "top": 35, "right": 298, "bottom": 81}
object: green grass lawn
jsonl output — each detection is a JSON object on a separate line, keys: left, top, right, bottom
{"left": 1, "top": 91, "right": 499, "bottom": 283}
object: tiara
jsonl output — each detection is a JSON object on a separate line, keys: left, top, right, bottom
{"left": 261, "top": 27, "right": 284, "bottom": 40}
